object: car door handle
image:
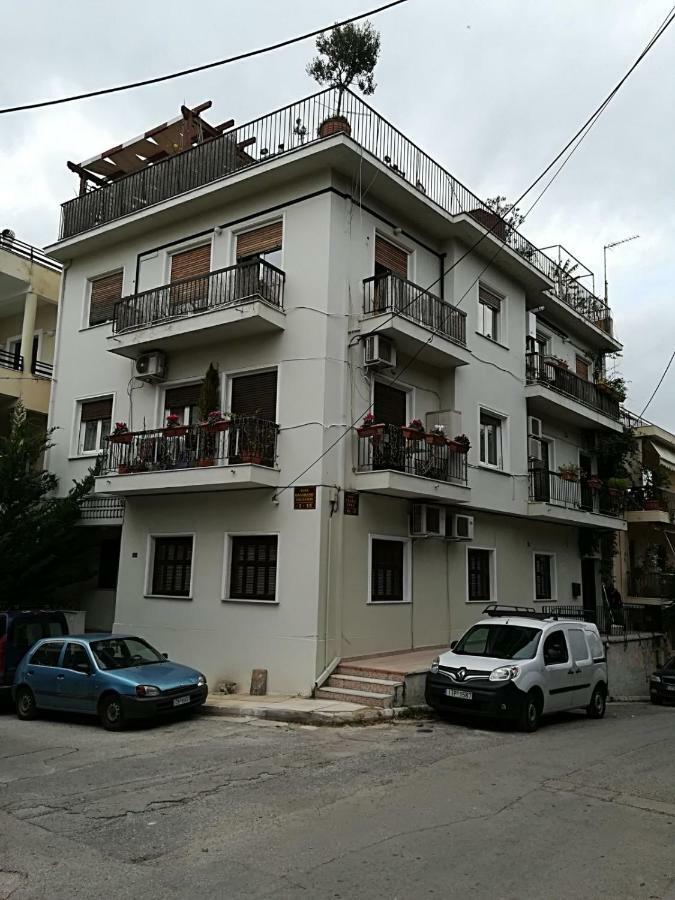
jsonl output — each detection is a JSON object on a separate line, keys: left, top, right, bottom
{"left": 25, "top": 670, "right": 33, "bottom": 677}
{"left": 568, "top": 667, "right": 582, "bottom": 675}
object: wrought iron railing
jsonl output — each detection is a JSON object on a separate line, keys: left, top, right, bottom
{"left": 31, "top": 359, "right": 53, "bottom": 378}
{"left": 528, "top": 468, "right": 623, "bottom": 517}
{"left": 525, "top": 353, "right": 620, "bottom": 419}
{"left": 113, "top": 259, "right": 284, "bottom": 334}
{"left": 0, "top": 348, "right": 23, "bottom": 371}
{"left": 540, "top": 603, "right": 665, "bottom": 635}
{"left": 629, "top": 572, "right": 675, "bottom": 601}
{"left": 0, "top": 234, "right": 61, "bottom": 272}
{"left": 80, "top": 496, "right": 126, "bottom": 521}
{"left": 363, "top": 273, "right": 466, "bottom": 346}
{"left": 625, "top": 486, "right": 673, "bottom": 516}
{"left": 102, "top": 417, "right": 278, "bottom": 474}
{"left": 356, "top": 423, "right": 468, "bottom": 483}
{"left": 58, "top": 88, "right": 611, "bottom": 330}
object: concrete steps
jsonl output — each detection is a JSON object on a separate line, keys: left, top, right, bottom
{"left": 315, "top": 665, "right": 405, "bottom": 708}
{"left": 314, "top": 686, "right": 396, "bottom": 708}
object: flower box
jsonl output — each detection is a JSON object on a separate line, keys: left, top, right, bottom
{"left": 242, "top": 449, "right": 263, "bottom": 465}
{"left": 109, "top": 432, "right": 133, "bottom": 445}
{"left": 425, "top": 433, "right": 446, "bottom": 446}
{"left": 165, "top": 426, "right": 188, "bottom": 438}
{"left": 402, "top": 426, "right": 425, "bottom": 441}
{"left": 644, "top": 498, "right": 661, "bottom": 511}
{"left": 356, "top": 423, "right": 385, "bottom": 439}
{"left": 197, "top": 457, "right": 215, "bottom": 467}
{"left": 585, "top": 478, "right": 603, "bottom": 491}
{"left": 205, "top": 420, "right": 230, "bottom": 434}
{"left": 560, "top": 471, "right": 579, "bottom": 482}
{"left": 117, "top": 463, "right": 131, "bottom": 474}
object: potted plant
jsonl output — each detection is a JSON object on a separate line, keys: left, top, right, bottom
{"left": 356, "top": 411, "right": 385, "bottom": 439}
{"left": 109, "top": 422, "right": 133, "bottom": 444}
{"left": 164, "top": 413, "right": 188, "bottom": 438}
{"left": 585, "top": 475, "right": 603, "bottom": 491}
{"left": 117, "top": 462, "right": 131, "bottom": 475}
{"left": 607, "top": 476, "right": 629, "bottom": 496}
{"left": 203, "top": 410, "right": 231, "bottom": 433}
{"left": 595, "top": 375, "right": 627, "bottom": 403}
{"left": 559, "top": 463, "right": 580, "bottom": 482}
{"left": 402, "top": 418, "right": 425, "bottom": 441}
{"left": 449, "top": 433, "right": 471, "bottom": 454}
{"left": 425, "top": 424, "right": 446, "bottom": 446}
{"left": 307, "top": 20, "right": 380, "bottom": 138}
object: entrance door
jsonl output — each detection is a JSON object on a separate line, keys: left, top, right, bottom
{"left": 581, "top": 558, "right": 597, "bottom": 623}
{"left": 229, "top": 371, "right": 278, "bottom": 465}
{"left": 532, "top": 440, "right": 551, "bottom": 502}
{"left": 579, "top": 452, "right": 593, "bottom": 511}
{"left": 372, "top": 382, "right": 407, "bottom": 471}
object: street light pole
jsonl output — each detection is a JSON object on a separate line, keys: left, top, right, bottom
{"left": 603, "top": 234, "right": 640, "bottom": 304}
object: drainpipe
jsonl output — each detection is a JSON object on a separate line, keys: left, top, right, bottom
{"left": 44, "top": 260, "right": 71, "bottom": 474}
{"left": 439, "top": 252, "right": 446, "bottom": 300}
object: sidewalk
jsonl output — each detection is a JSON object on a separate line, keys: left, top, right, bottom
{"left": 202, "top": 692, "right": 425, "bottom": 726}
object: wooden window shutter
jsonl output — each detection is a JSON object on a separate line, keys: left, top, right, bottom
{"left": 373, "top": 382, "right": 407, "bottom": 425}
{"left": 230, "top": 371, "right": 277, "bottom": 421}
{"left": 81, "top": 397, "right": 113, "bottom": 422}
{"left": 479, "top": 284, "right": 501, "bottom": 310}
{"left": 236, "top": 222, "right": 283, "bottom": 260}
{"left": 170, "top": 244, "right": 211, "bottom": 283}
{"left": 375, "top": 236, "right": 408, "bottom": 279}
{"left": 89, "top": 272, "right": 123, "bottom": 326}
{"left": 575, "top": 357, "right": 590, "bottom": 380}
{"left": 229, "top": 535, "right": 278, "bottom": 601}
{"left": 164, "top": 382, "right": 204, "bottom": 409}
{"left": 371, "top": 539, "right": 404, "bottom": 602}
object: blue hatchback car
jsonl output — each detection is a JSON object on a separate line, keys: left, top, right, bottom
{"left": 12, "top": 634, "right": 208, "bottom": 730}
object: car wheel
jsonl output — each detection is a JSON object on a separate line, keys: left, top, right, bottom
{"left": 99, "top": 694, "right": 126, "bottom": 731}
{"left": 518, "top": 691, "right": 541, "bottom": 733}
{"left": 15, "top": 686, "right": 37, "bottom": 721}
{"left": 587, "top": 685, "right": 607, "bottom": 719}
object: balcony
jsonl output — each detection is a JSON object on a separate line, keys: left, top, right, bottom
{"left": 528, "top": 468, "right": 626, "bottom": 529}
{"left": 57, "top": 87, "right": 614, "bottom": 337}
{"left": 361, "top": 274, "right": 470, "bottom": 367}
{"left": 625, "top": 487, "right": 674, "bottom": 525}
{"left": 94, "top": 417, "right": 279, "bottom": 496}
{"left": 109, "top": 260, "right": 285, "bottom": 358}
{"left": 355, "top": 423, "right": 470, "bottom": 502}
{"left": 541, "top": 604, "right": 666, "bottom": 635}
{"left": 628, "top": 572, "right": 675, "bottom": 602}
{"left": 525, "top": 353, "right": 622, "bottom": 432}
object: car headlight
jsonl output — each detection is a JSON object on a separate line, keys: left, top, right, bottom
{"left": 650, "top": 675, "right": 661, "bottom": 683}
{"left": 430, "top": 656, "right": 440, "bottom": 674}
{"left": 197, "top": 674, "right": 207, "bottom": 687}
{"left": 489, "top": 665, "right": 520, "bottom": 682}
{"left": 135, "top": 685, "right": 160, "bottom": 697}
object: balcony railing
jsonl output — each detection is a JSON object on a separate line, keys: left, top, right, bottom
{"left": 0, "top": 234, "right": 61, "bottom": 272}
{"left": 0, "top": 348, "right": 23, "bottom": 371}
{"left": 113, "top": 260, "right": 284, "bottom": 334}
{"left": 357, "top": 423, "right": 468, "bottom": 484}
{"left": 363, "top": 273, "right": 466, "bottom": 346}
{"left": 59, "top": 87, "right": 611, "bottom": 331}
{"left": 625, "top": 486, "right": 673, "bottom": 516}
{"left": 528, "top": 468, "right": 623, "bottom": 518}
{"left": 629, "top": 572, "right": 675, "bottom": 601}
{"left": 80, "top": 496, "right": 126, "bottom": 521}
{"left": 540, "top": 604, "right": 665, "bottom": 635}
{"left": 526, "top": 353, "right": 620, "bottom": 420}
{"left": 102, "top": 417, "right": 278, "bottom": 475}
{"left": 31, "top": 360, "right": 53, "bottom": 378}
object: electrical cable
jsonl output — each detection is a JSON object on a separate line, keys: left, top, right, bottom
{"left": 0, "top": 0, "right": 409, "bottom": 116}
{"left": 276, "top": 5, "right": 675, "bottom": 496}
{"left": 639, "top": 350, "right": 675, "bottom": 416}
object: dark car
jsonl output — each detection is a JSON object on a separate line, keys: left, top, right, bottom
{"left": 650, "top": 656, "right": 675, "bottom": 704}
{"left": 0, "top": 610, "right": 68, "bottom": 698}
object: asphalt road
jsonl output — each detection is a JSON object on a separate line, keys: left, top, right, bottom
{"left": 1, "top": 701, "right": 674, "bottom": 900}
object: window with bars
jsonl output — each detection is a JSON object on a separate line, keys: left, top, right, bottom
{"left": 534, "top": 554, "right": 554, "bottom": 601}
{"left": 228, "top": 535, "right": 278, "bottom": 601}
{"left": 150, "top": 536, "right": 194, "bottom": 598}
{"left": 467, "top": 548, "right": 493, "bottom": 603}
{"left": 78, "top": 397, "right": 113, "bottom": 454}
{"left": 370, "top": 537, "right": 408, "bottom": 603}
{"left": 478, "top": 284, "right": 502, "bottom": 342}
{"left": 89, "top": 271, "right": 123, "bottom": 327}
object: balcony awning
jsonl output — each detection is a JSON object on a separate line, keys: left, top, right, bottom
{"left": 650, "top": 441, "right": 675, "bottom": 472}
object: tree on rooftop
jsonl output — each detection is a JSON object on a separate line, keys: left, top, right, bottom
{"left": 307, "top": 21, "right": 381, "bottom": 116}
{"left": 0, "top": 402, "right": 96, "bottom": 608}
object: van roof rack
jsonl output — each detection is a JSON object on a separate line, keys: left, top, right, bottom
{"left": 482, "top": 604, "right": 543, "bottom": 619}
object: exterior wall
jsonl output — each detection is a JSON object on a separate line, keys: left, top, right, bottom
{"left": 606, "top": 635, "right": 669, "bottom": 699}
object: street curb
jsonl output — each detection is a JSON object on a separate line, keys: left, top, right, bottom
{"left": 200, "top": 701, "right": 432, "bottom": 727}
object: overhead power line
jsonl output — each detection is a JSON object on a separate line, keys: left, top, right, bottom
{"left": 640, "top": 350, "right": 675, "bottom": 416}
{"left": 0, "top": 0, "right": 409, "bottom": 116}
{"left": 277, "top": 4, "right": 675, "bottom": 496}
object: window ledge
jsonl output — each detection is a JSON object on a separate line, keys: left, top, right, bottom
{"left": 475, "top": 463, "right": 512, "bottom": 477}
{"left": 475, "top": 332, "right": 509, "bottom": 351}
{"left": 367, "top": 600, "right": 412, "bottom": 606}
{"left": 144, "top": 594, "right": 193, "bottom": 601}
{"left": 69, "top": 454, "right": 102, "bottom": 461}
{"left": 222, "top": 598, "right": 279, "bottom": 605}
{"left": 465, "top": 599, "right": 495, "bottom": 604}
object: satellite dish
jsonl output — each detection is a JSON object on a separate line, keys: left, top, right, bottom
{"left": 1, "top": 228, "right": 15, "bottom": 242}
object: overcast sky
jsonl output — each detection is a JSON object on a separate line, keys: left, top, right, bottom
{"left": 1, "top": 0, "right": 673, "bottom": 426}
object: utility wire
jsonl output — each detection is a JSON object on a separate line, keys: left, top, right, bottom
{"left": 640, "top": 350, "right": 675, "bottom": 416}
{"left": 276, "top": 5, "right": 675, "bottom": 496}
{"left": 0, "top": 0, "right": 409, "bottom": 116}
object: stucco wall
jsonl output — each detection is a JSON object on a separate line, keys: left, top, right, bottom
{"left": 606, "top": 635, "right": 668, "bottom": 699}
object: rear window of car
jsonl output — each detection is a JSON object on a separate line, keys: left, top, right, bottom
{"left": 29, "top": 641, "right": 65, "bottom": 667}
{"left": 10, "top": 618, "right": 65, "bottom": 649}
{"left": 454, "top": 624, "right": 542, "bottom": 660}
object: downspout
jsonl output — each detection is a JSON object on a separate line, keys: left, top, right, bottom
{"left": 44, "top": 260, "right": 71, "bottom": 476}
{"left": 439, "top": 252, "right": 446, "bottom": 300}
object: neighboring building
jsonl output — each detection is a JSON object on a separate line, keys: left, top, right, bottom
{"left": 45, "top": 91, "right": 627, "bottom": 693}
{"left": 0, "top": 232, "right": 60, "bottom": 435}
{"left": 616, "top": 412, "right": 675, "bottom": 606}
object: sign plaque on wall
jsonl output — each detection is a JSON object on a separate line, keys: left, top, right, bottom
{"left": 294, "top": 486, "right": 317, "bottom": 510}
{"left": 343, "top": 491, "right": 360, "bottom": 516}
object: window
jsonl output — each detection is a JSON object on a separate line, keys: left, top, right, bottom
{"left": 169, "top": 243, "right": 211, "bottom": 308}
{"left": 150, "top": 536, "right": 194, "bottom": 598}
{"left": 29, "top": 642, "right": 64, "bottom": 667}
{"left": 236, "top": 221, "right": 283, "bottom": 269}
{"left": 534, "top": 554, "right": 555, "bottom": 601}
{"left": 543, "top": 630, "right": 569, "bottom": 665}
{"left": 78, "top": 397, "right": 113, "bottom": 454}
{"left": 467, "top": 548, "right": 493, "bottom": 602}
{"left": 164, "top": 382, "right": 204, "bottom": 426}
{"left": 370, "top": 537, "right": 409, "bottom": 603}
{"left": 454, "top": 624, "right": 541, "bottom": 660}
{"left": 478, "top": 284, "right": 501, "bottom": 341}
{"left": 575, "top": 356, "right": 590, "bottom": 380}
{"left": 228, "top": 535, "right": 278, "bottom": 601}
{"left": 374, "top": 235, "right": 408, "bottom": 279}
{"left": 89, "top": 271, "right": 123, "bottom": 327}
{"left": 230, "top": 371, "right": 277, "bottom": 421}
{"left": 373, "top": 381, "right": 407, "bottom": 425}
{"left": 568, "top": 629, "right": 591, "bottom": 663}
{"left": 62, "top": 643, "right": 92, "bottom": 673}
{"left": 480, "top": 411, "right": 503, "bottom": 468}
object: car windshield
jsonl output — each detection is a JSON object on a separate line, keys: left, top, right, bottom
{"left": 454, "top": 624, "right": 541, "bottom": 660}
{"left": 90, "top": 637, "right": 164, "bottom": 670}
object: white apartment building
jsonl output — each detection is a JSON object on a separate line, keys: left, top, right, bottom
{"left": 46, "top": 90, "right": 626, "bottom": 693}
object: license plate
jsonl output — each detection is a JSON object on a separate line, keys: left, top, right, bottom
{"left": 173, "top": 695, "right": 191, "bottom": 707}
{"left": 446, "top": 688, "right": 473, "bottom": 700}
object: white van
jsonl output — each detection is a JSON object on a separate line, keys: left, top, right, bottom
{"left": 425, "top": 605, "right": 608, "bottom": 732}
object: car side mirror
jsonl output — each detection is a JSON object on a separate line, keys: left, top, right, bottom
{"left": 450, "top": 640, "right": 457, "bottom": 650}
{"left": 162, "top": 652, "right": 168, "bottom": 659}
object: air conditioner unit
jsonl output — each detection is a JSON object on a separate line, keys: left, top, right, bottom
{"left": 527, "top": 416, "right": 543, "bottom": 438}
{"left": 135, "top": 351, "right": 167, "bottom": 383}
{"left": 448, "top": 513, "right": 474, "bottom": 541}
{"left": 410, "top": 503, "right": 445, "bottom": 537}
{"left": 528, "top": 436, "right": 543, "bottom": 461}
{"left": 364, "top": 335, "right": 396, "bottom": 369}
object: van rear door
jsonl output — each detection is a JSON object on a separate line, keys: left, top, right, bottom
{"left": 6, "top": 613, "right": 68, "bottom": 686}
